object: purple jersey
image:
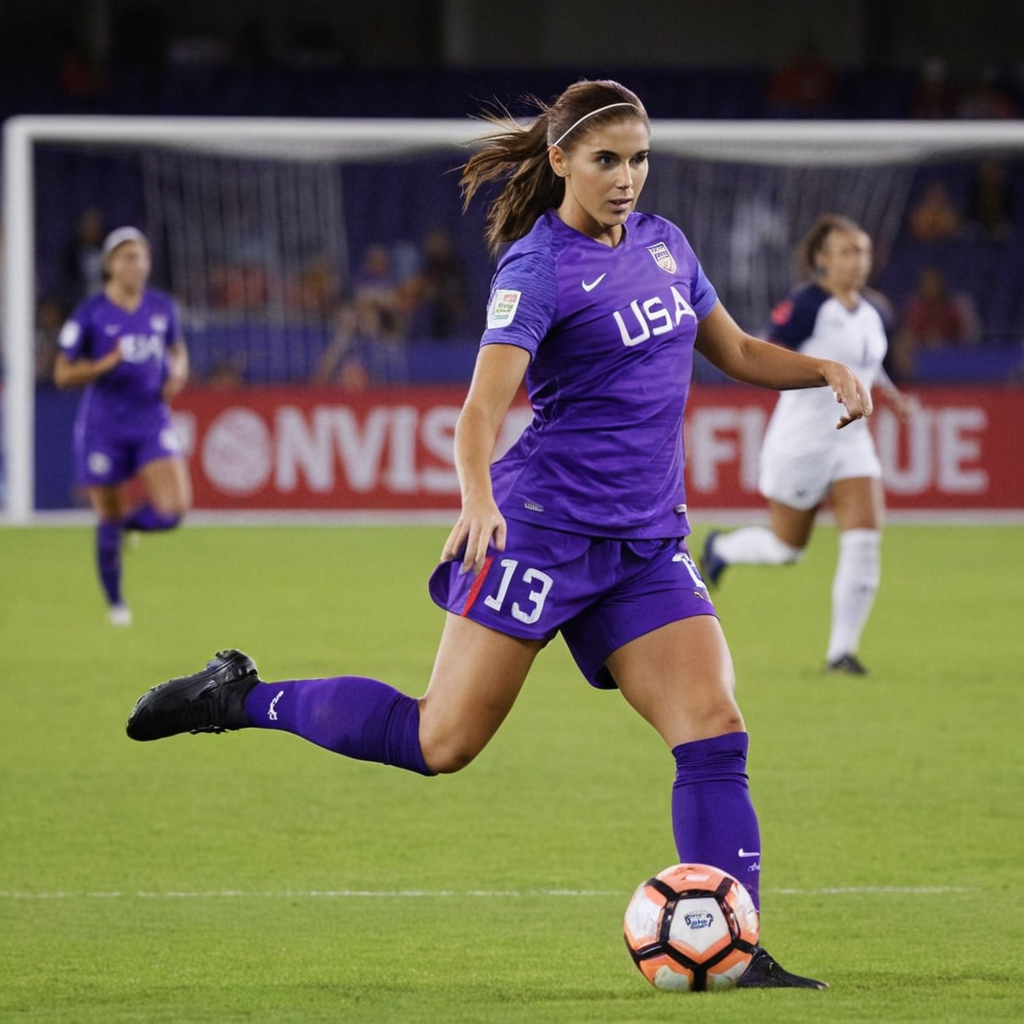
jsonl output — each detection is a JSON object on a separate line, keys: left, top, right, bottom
{"left": 481, "top": 210, "right": 717, "bottom": 539}
{"left": 59, "top": 289, "right": 181, "bottom": 430}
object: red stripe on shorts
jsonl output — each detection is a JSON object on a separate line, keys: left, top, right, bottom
{"left": 460, "top": 556, "right": 494, "bottom": 616}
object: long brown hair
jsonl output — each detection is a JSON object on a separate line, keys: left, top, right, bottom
{"left": 460, "top": 80, "right": 650, "bottom": 256}
{"left": 797, "top": 213, "right": 863, "bottom": 278}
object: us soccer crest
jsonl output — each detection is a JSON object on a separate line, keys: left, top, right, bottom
{"left": 150, "top": 313, "right": 168, "bottom": 333}
{"left": 647, "top": 242, "right": 677, "bottom": 274}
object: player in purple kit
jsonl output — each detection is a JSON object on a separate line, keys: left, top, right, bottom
{"left": 54, "top": 227, "right": 191, "bottom": 626}
{"left": 126, "top": 81, "right": 872, "bottom": 988}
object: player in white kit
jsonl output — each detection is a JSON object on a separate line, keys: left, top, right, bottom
{"left": 701, "top": 215, "right": 914, "bottom": 674}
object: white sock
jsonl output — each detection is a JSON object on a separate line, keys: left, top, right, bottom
{"left": 714, "top": 527, "right": 802, "bottom": 566}
{"left": 826, "top": 529, "right": 881, "bottom": 662}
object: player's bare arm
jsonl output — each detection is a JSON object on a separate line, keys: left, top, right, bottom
{"left": 695, "top": 301, "right": 872, "bottom": 427}
{"left": 873, "top": 365, "right": 917, "bottom": 423}
{"left": 52, "top": 347, "right": 122, "bottom": 389}
{"left": 162, "top": 339, "right": 190, "bottom": 402}
{"left": 442, "top": 342, "right": 531, "bottom": 574}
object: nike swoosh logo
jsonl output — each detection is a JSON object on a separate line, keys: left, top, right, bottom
{"left": 738, "top": 849, "right": 761, "bottom": 858}
{"left": 581, "top": 274, "right": 606, "bottom": 292}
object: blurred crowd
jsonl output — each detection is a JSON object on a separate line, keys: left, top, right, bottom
{"left": 10, "top": 17, "right": 1024, "bottom": 389}
{"left": 312, "top": 230, "right": 469, "bottom": 387}
{"left": 32, "top": 164, "right": 1023, "bottom": 390}
{"left": 33, "top": 212, "right": 470, "bottom": 389}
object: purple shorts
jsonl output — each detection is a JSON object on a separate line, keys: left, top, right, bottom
{"left": 74, "top": 407, "right": 182, "bottom": 487}
{"left": 428, "top": 519, "right": 717, "bottom": 689}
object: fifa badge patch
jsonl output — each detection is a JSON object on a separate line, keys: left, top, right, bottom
{"left": 59, "top": 321, "right": 82, "bottom": 349}
{"left": 647, "top": 242, "right": 677, "bottom": 274}
{"left": 87, "top": 451, "right": 112, "bottom": 476}
{"left": 487, "top": 289, "right": 522, "bottom": 329}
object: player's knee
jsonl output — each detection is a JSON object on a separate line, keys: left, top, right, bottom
{"left": 417, "top": 694, "right": 500, "bottom": 774}
{"left": 419, "top": 735, "right": 479, "bottom": 775}
{"left": 153, "top": 497, "right": 189, "bottom": 521}
{"left": 687, "top": 700, "right": 746, "bottom": 742}
{"left": 710, "top": 707, "right": 746, "bottom": 737}
{"left": 770, "top": 534, "right": 804, "bottom": 564}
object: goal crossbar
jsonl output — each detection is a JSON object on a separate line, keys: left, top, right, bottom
{"left": 6, "top": 115, "right": 1024, "bottom": 522}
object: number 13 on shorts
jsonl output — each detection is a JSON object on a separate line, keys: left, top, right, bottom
{"left": 483, "top": 558, "right": 554, "bottom": 625}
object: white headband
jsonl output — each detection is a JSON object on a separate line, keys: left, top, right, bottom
{"left": 102, "top": 226, "right": 148, "bottom": 260}
{"left": 552, "top": 102, "right": 639, "bottom": 148}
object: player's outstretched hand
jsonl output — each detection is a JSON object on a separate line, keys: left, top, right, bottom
{"left": 822, "top": 361, "right": 873, "bottom": 429}
{"left": 441, "top": 496, "right": 507, "bottom": 576}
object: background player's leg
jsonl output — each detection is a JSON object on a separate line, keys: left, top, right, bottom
{"left": 826, "top": 476, "right": 884, "bottom": 668}
{"left": 606, "top": 616, "right": 761, "bottom": 908}
{"left": 244, "top": 614, "right": 543, "bottom": 775}
{"left": 124, "top": 456, "right": 191, "bottom": 531}
{"left": 711, "top": 526, "right": 803, "bottom": 566}
{"left": 87, "top": 485, "right": 128, "bottom": 615}
{"left": 766, "top": 498, "right": 819, "bottom": 550}
{"left": 702, "top": 500, "right": 814, "bottom": 586}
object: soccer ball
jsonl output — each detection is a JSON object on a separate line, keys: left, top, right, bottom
{"left": 623, "top": 862, "right": 760, "bottom": 992}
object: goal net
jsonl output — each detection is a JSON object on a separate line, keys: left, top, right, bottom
{"left": 5, "top": 116, "right": 1024, "bottom": 521}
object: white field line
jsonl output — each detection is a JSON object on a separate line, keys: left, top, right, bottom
{"left": 0, "top": 885, "right": 975, "bottom": 900}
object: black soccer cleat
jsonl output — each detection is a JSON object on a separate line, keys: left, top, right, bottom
{"left": 736, "top": 946, "right": 829, "bottom": 990}
{"left": 699, "top": 529, "right": 727, "bottom": 589}
{"left": 825, "top": 653, "right": 869, "bottom": 676}
{"left": 126, "top": 649, "right": 260, "bottom": 741}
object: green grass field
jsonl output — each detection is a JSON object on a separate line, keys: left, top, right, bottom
{"left": 2, "top": 521, "right": 1023, "bottom": 1023}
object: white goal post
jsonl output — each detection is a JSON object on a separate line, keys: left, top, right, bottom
{"left": 5, "top": 114, "right": 1024, "bottom": 523}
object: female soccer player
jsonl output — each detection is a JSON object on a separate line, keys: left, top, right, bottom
{"left": 700, "top": 214, "right": 914, "bottom": 674}
{"left": 126, "top": 81, "right": 872, "bottom": 988}
{"left": 54, "top": 227, "right": 191, "bottom": 625}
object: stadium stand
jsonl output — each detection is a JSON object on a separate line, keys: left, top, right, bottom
{"left": 8, "top": 59, "right": 1024, "bottom": 385}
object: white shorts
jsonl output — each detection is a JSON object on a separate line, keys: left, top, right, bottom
{"left": 758, "top": 432, "right": 881, "bottom": 511}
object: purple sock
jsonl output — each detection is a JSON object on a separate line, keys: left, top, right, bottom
{"left": 122, "top": 503, "right": 181, "bottom": 532}
{"left": 244, "top": 676, "right": 434, "bottom": 776}
{"left": 96, "top": 520, "right": 123, "bottom": 606}
{"left": 671, "top": 731, "right": 761, "bottom": 911}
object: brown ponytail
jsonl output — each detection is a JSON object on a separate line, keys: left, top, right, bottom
{"left": 460, "top": 80, "right": 650, "bottom": 256}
